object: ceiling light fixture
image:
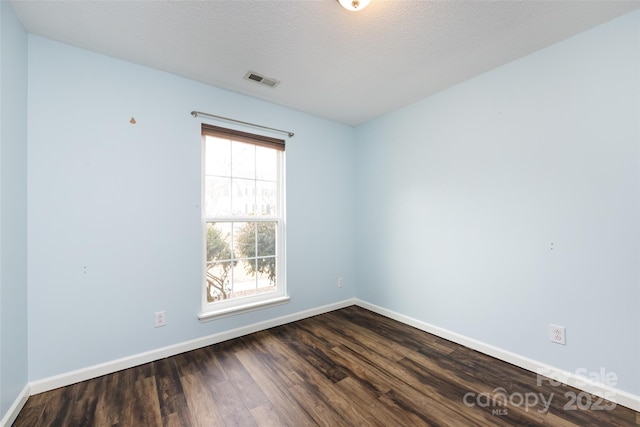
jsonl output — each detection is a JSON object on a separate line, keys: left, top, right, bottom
{"left": 338, "top": 0, "right": 371, "bottom": 12}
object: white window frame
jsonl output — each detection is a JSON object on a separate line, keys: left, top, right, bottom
{"left": 198, "top": 125, "right": 288, "bottom": 322}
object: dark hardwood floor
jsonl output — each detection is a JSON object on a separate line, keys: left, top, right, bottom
{"left": 13, "top": 306, "right": 640, "bottom": 426}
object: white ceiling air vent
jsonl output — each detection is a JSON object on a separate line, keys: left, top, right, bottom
{"left": 244, "top": 71, "right": 280, "bottom": 88}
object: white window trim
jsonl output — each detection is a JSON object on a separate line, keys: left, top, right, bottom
{"left": 199, "top": 132, "right": 287, "bottom": 321}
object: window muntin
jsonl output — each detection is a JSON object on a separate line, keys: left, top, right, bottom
{"left": 201, "top": 125, "right": 285, "bottom": 315}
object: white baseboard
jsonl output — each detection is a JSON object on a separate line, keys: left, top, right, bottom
{"left": 0, "top": 384, "right": 30, "bottom": 427}
{"left": 355, "top": 298, "right": 640, "bottom": 413}
{"left": 29, "top": 298, "right": 356, "bottom": 395}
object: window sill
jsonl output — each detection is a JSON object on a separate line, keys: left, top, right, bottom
{"left": 198, "top": 296, "right": 290, "bottom": 322}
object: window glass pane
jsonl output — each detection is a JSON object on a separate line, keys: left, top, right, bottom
{"left": 205, "top": 261, "right": 233, "bottom": 302}
{"left": 256, "top": 257, "right": 276, "bottom": 288}
{"left": 256, "top": 267, "right": 276, "bottom": 294}
{"left": 232, "top": 141, "right": 255, "bottom": 179}
{"left": 205, "top": 177, "right": 231, "bottom": 217}
{"left": 234, "top": 222, "right": 255, "bottom": 258}
{"left": 232, "top": 260, "right": 257, "bottom": 298}
{"left": 257, "top": 181, "right": 277, "bottom": 216}
{"left": 205, "top": 136, "right": 231, "bottom": 177}
{"left": 206, "top": 222, "right": 233, "bottom": 262}
{"left": 256, "top": 146, "right": 277, "bottom": 181}
{"left": 231, "top": 178, "right": 256, "bottom": 215}
{"left": 257, "top": 222, "right": 276, "bottom": 257}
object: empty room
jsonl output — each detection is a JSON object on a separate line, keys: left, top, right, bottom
{"left": 1, "top": 0, "right": 639, "bottom": 426}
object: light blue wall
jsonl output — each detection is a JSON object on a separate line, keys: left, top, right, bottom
{"left": 0, "top": 0, "right": 29, "bottom": 419}
{"left": 27, "top": 36, "right": 356, "bottom": 381}
{"left": 355, "top": 11, "right": 640, "bottom": 395}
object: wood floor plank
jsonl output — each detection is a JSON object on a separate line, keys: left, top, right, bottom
{"left": 44, "top": 386, "right": 73, "bottom": 426}
{"left": 131, "top": 376, "right": 163, "bottom": 426}
{"left": 274, "top": 323, "right": 350, "bottom": 383}
{"left": 333, "top": 306, "right": 458, "bottom": 356}
{"left": 10, "top": 396, "right": 45, "bottom": 427}
{"left": 93, "top": 372, "right": 122, "bottom": 426}
{"left": 260, "top": 326, "right": 385, "bottom": 427}
{"left": 210, "top": 346, "right": 271, "bottom": 411}
{"left": 12, "top": 306, "right": 640, "bottom": 427}
{"left": 209, "top": 380, "right": 259, "bottom": 426}
{"left": 335, "top": 375, "right": 426, "bottom": 427}
{"left": 153, "top": 357, "right": 192, "bottom": 426}
{"left": 332, "top": 342, "right": 490, "bottom": 426}
{"left": 246, "top": 331, "right": 355, "bottom": 426}
{"left": 66, "top": 377, "right": 100, "bottom": 426}
{"left": 234, "top": 345, "right": 317, "bottom": 426}
{"left": 108, "top": 367, "right": 137, "bottom": 427}
{"left": 174, "top": 349, "right": 230, "bottom": 426}
{"left": 249, "top": 403, "right": 284, "bottom": 427}
{"left": 179, "top": 372, "right": 226, "bottom": 426}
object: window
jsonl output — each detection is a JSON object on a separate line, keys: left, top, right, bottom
{"left": 199, "top": 124, "right": 288, "bottom": 320}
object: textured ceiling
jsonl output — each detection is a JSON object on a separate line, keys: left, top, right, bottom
{"left": 10, "top": 0, "right": 640, "bottom": 126}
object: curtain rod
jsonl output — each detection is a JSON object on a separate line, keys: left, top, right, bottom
{"left": 191, "top": 111, "right": 294, "bottom": 138}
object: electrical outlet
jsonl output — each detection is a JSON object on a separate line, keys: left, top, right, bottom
{"left": 549, "top": 324, "right": 566, "bottom": 345}
{"left": 155, "top": 311, "right": 166, "bottom": 328}
{"left": 338, "top": 277, "right": 344, "bottom": 288}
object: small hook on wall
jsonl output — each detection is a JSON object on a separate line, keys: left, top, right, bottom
{"left": 129, "top": 117, "right": 137, "bottom": 124}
